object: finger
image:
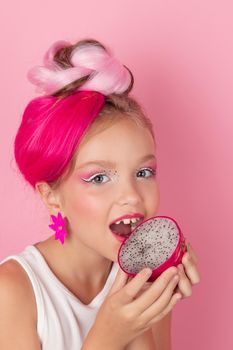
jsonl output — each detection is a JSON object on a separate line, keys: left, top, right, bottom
{"left": 108, "top": 267, "right": 130, "bottom": 296}
{"left": 182, "top": 253, "right": 201, "bottom": 285}
{"left": 128, "top": 266, "right": 178, "bottom": 313}
{"left": 120, "top": 268, "right": 155, "bottom": 303}
{"left": 176, "top": 264, "right": 193, "bottom": 297}
{"left": 134, "top": 281, "right": 153, "bottom": 299}
{"left": 139, "top": 273, "right": 180, "bottom": 323}
{"left": 146, "top": 293, "right": 182, "bottom": 327}
{"left": 185, "top": 241, "right": 198, "bottom": 264}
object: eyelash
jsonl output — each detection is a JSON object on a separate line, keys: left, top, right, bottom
{"left": 82, "top": 168, "right": 156, "bottom": 185}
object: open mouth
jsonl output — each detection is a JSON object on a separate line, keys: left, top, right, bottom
{"left": 109, "top": 218, "right": 144, "bottom": 239}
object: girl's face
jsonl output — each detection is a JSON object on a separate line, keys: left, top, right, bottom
{"left": 58, "top": 117, "right": 160, "bottom": 261}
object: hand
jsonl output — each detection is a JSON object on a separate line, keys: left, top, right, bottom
{"left": 174, "top": 240, "right": 201, "bottom": 299}
{"left": 87, "top": 265, "right": 181, "bottom": 349}
{"left": 127, "top": 239, "right": 201, "bottom": 299}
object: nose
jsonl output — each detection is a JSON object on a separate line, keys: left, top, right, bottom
{"left": 116, "top": 179, "right": 142, "bottom": 206}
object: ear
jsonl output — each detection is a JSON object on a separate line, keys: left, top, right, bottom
{"left": 35, "top": 182, "right": 63, "bottom": 215}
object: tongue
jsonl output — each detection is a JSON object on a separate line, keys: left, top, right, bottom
{"left": 110, "top": 222, "right": 131, "bottom": 235}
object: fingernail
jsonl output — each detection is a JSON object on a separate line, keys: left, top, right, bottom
{"left": 144, "top": 268, "right": 152, "bottom": 276}
{"left": 173, "top": 274, "right": 179, "bottom": 281}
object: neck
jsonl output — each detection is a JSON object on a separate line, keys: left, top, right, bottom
{"left": 35, "top": 235, "right": 113, "bottom": 287}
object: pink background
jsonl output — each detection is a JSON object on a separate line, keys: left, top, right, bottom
{"left": 0, "top": 1, "right": 232, "bottom": 349}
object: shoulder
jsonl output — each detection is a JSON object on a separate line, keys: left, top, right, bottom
{"left": 0, "top": 259, "right": 41, "bottom": 348}
{"left": 0, "top": 259, "right": 37, "bottom": 323}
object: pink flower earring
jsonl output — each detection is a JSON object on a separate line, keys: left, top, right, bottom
{"left": 48, "top": 212, "right": 69, "bottom": 245}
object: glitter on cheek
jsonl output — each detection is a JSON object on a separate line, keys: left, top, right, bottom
{"left": 109, "top": 170, "right": 119, "bottom": 181}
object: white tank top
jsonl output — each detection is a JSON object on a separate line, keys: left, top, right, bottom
{"left": 0, "top": 245, "right": 119, "bottom": 349}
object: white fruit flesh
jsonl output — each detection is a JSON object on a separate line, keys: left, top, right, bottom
{"left": 118, "top": 217, "right": 179, "bottom": 274}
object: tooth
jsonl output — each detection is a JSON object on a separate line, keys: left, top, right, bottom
{"left": 114, "top": 217, "right": 142, "bottom": 225}
{"left": 122, "top": 218, "right": 131, "bottom": 224}
{"left": 114, "top": 219, "right": 129, "bottom": 225}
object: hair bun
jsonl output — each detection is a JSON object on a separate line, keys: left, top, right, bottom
{"left": 27, "top": 39, "right": 133, "bottom": 96}
{"left": 43, "top": 40, "right": 71, "bottom": 69}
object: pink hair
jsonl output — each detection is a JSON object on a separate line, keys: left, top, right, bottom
{"left": 27, "top": 40, "right": 132, "bottom": 96}
{"left": 14, "top": 38, "right": 151, "bottom": 190}
{"left": 14, "top": 91, "right": 105, "bottom": 188}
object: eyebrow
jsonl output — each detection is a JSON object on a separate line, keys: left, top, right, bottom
{"left": 76, "top": 154, "right": 156, "bottom": 169}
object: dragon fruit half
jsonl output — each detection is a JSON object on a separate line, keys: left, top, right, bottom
{"left": 117, "top": 215, "right": 187, "bottom": 282}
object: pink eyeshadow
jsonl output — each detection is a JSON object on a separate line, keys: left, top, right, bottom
{"left": 77, "top": 168, "right": 111, "bottom": 180}
{"left": 77, "top": 163, "right": 157, "bottom": 181}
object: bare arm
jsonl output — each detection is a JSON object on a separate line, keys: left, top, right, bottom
{"left": 124, "top": 328, "right": 157, "bottom": 350}
{"left": 125, "top": 311, "right": 172, "bottom": 350}
{"left": 151, "top": 311, "right": 172, "bottom": 350}
{"left": 0, "top": 261, "right": 41, "bottom": 349}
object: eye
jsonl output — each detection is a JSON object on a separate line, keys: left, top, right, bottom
{"left": 82, "top": 173, "right": 110, "bottom": 185}
{"left": 82, "top": 167, "right": 156, "bottom": 185}
{"left": 137, "top": 168, "right": 156, "bottom": 178}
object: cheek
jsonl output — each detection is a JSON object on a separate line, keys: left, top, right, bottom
{"left": 147, "top": 184, "right": 160, "bottom": 214}
{"left": 65, "top": 195, "right": 104, "bottom": 237}
{"left": 74, "top": 195, "right": 104, "bottom": 220}
{"left": 66, "top": 185, "right": 109, "bottom": 225}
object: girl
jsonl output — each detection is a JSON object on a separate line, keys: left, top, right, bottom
{"left": 0, "top": 38, "right": 200, "bottom": 349}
